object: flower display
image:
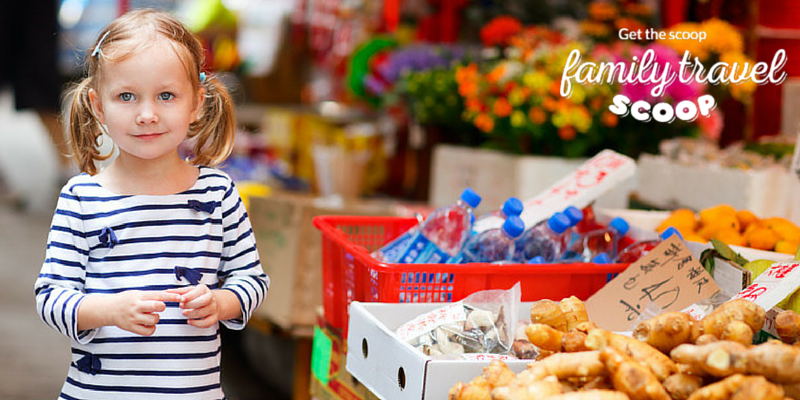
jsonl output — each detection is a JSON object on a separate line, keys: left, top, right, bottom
{"left": 581, "top": 0, "right": 652, "bottom": 43}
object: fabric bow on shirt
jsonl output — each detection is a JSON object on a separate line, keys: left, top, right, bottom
{"left": 188, "top": 200, "right": 217, "bottom": 214}
{"left": 174, "top": 266, "right": 203, "bottom": 285}
{"left": 98, "top": 227, "right": 118, "bottom": 249}
{"left": 75, "top": 354, "right": 101, "bottom": 375}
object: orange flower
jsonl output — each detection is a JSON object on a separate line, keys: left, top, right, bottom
{"left": 455, "top": 64, "right": 478, "bottom": 84}
{"left": 588, "top": 2, "right": 618, "bottom": 21}
{"left": 486, "top": 64, "right": 506, "bottom": 84}
{"left": 601, "top": 111, "right": 618, "bottom": 127}
{"left": 548, "top": 81, "right": 561, "bottom": 97}
{"left": 528, "top": 107, "right": 546, "bottom": 125}
{"left": 458, "top": 82, "right": 478, "bottom": 98}
{"left": 615, "top": 18, "right": 646, "bottom": 34}
{"left": 558, "top": 126, "right": 577, "bottom": 141}
{"left": 474, "top": 113, "right": 495, "bottom": 133}
{"left": 466, "top": 97, "right": 484, "bottom": 112}
{"left": 493, "top": 98, "right": 513, "bottom": 117}
{"left": 543, "top": 97, "right": 558, "bottom": 112}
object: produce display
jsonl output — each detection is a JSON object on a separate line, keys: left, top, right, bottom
{"left": 448, "top": 296, "right": 800, "bottom": 400}
{"left": 657, "top": 204, "right": 800, "bottom": 254}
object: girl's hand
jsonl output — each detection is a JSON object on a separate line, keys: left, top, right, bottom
{"left": 110, "top": 290, "right": 181, "bottom": 336}
{"left": 168, "top": 284, "right": 220, "bottom": 328}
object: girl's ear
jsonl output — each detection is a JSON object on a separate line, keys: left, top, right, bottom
{"left": 192, "top": 88, "right": 206, "bottom": 121}
{"left": 88, "top": 88, "right": 106, "bottom": 125}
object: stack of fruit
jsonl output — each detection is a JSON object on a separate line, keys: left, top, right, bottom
{"left": 656, "top": 205, "right": 800, "bottom": 254}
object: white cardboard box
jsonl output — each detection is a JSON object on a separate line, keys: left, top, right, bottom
{"left": 429, "top": 145, "right": 635, "bottom": 215}
{"left": 636, "top": 154, "right": 799, "bottom": 224}
{"left": 346, "top": 301, "right": 533, "bottom": 400}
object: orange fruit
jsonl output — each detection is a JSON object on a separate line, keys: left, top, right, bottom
{"left": 735, "top": 210, "right": 759, "bottom": 232}
{"left": 763, "top": 217, "right": 800, "bottom": 243}
{"left": 775, "top": 240, "right": 800, "bottom": 255}
{"left": 744, "top": 226, "right": 778, "bottom": 251}
{"left": 657, "top": 208, "right": 697, "bottom": 233}
{"left": 699, "top": 204, "right": 737, "bottom": 227}
{"left": 713, "top": 229, "right": 746, "bottom": 247}
{"left": 682, "top": 232, "right": 708, "bottom": 243}
{"left": 697, "top": 215, "right": 741, "bottom": 240}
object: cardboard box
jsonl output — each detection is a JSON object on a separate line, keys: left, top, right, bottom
{"left": 311, "top": 320, "right": 379, "bottom": 400}
{"left": 637, "top": 154, "right": 800, "bottom": 224}
{"left": 428, "top": 144, "right": 635, "bottom": 214}
{"left": 346, "top": 302, "right": 534, "bottom": 400}
{"left": 249, "top": 192, "right": 397, "bottom": 333}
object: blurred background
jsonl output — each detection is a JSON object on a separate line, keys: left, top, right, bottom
{"left": 3, "top": 0, "right": 800, "bottom": 399}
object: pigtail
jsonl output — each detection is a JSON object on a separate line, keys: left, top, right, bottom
{"left": 188, "top": 74, "right": 236, "bottom": 167}
{"left": 66, "top": 78, "right": 111, "bottom": 175}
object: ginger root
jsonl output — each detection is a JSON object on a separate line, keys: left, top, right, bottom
{"left": 527, "top": 350, "right": 608, "bottom": 381}
{"left": 600, "top": 347, "right": 671, "bottom": 400}
{"left": 669, "top": 341, "right": 748, "bottom": 378}
{"left": 662, "top": 373, "right": 703, "bottom": 400}
{"left": 685, "top": 374, "right": 784, "bottom": 400}
{"left": 719, "top": 320, "right": 754, "bottom": 347}
{"left": 744, "top": 340, "right": 800, "bottom": 384}
{"left": 700, "top": 299, "right": 765, "bottom": 339}
{"left": 559, "top": 296, "right": 590, "bottom": 332}
{"left": 527, "top": 323, "right": 566, "bottom": 352}
{"left": 447, "top": 360, "right": 515, "bottom": 400}
{"left": 776, "top": 309, "right": 800, "bottom": 344}
{"left": 531, "top": 299, "right": 568, "bottom": 332}
{"left": 586, "top": 329, "right": 677, "bottom": 382}
{"left": 547, "top": 390, "right": 631, "bottom": 400}
{"left": 633, "top": 312, "right": 695, "bottom": 354}
{"left": 491, "top": 375, "right": 562, "bottom": 400}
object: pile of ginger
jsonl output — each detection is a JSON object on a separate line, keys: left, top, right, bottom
{"left": 448, "top": 296, "right": 800, "bottom": 400}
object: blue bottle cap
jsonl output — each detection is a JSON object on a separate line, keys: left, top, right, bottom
{"left": 563, "top": 206, "right": 584, "bottom": 225}
{"left": 470, "top": 213, "right": 475, "bottom": 224}
{"left": 609, "top": 217, "right": 630, "bottom": 235}
{"left": 660, "top": 226, "right": 683, "bottom": 240}
{"left": 528, "top": 256, "right": 546, "bottom": 264}
{"left": 502, "top": 197, "right": 524, "bottom": 217}
{"left": 503, "top": 216, "right": 525, "bottom": 238}
{"left": 460, "top": 188, "right": 482, "bottom": 208}
{"left": 547, "top": 212, "right": 571, "bottom": 234}
{"left": 592, "top": 253, "right": 612, "bottom": 264}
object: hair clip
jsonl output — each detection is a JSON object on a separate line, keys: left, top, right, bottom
{"left": 199, "top": 72, "right": 207, "bottom": 83}
{"left": 92, "top": 31, "right": 111, "bottom": 59}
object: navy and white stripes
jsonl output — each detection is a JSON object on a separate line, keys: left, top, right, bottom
{"left": 35, "top": 167, "right": 269, "bottom": 399}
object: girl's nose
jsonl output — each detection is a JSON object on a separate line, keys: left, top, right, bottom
{"left": 136, "top": 103, "right": 159, "bottom": 125}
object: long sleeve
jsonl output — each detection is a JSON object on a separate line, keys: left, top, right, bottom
{"left": 34, "top": 187, "right": 96, "bottom": 343}
{"left": 217, "top": 180, "right": 269, "bottom": 330}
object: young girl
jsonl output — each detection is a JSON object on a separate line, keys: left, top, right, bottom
{"left": 34, "top": 9, "right": 269, "bottom": 399}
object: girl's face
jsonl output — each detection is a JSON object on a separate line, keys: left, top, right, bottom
{"left": 89, "top": 40, "right": 204, "bottom": 165}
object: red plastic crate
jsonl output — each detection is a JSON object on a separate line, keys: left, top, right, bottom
{"left": 313, "top": 215, "right": 629, "bottom": 334}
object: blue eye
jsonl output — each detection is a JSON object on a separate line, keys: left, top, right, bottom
{"left": 120, "top": 92, "right": 134, "bottom": 101}
{"left": 159, "top": 92, "right": 174, "bottom": 101}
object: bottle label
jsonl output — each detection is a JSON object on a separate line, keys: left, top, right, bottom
{"left": 376, "top": 229, "right": 416, "bottom": 262}
{"left": 397, "top": 234, "right": 451, "bottom": 264}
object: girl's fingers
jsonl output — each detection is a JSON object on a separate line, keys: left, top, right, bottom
{"left": 181, "top": 304, "right": 211, "bottom": 320}
{"left": 182, "top": 291, "right": 213, "bottom": 310}
{"left": 140, "top": 300, "right": 167, "bottom": 313}
{"left": 187, "top": 315, "right": 217, "bottom": 328}
{"left": 144, "top": 291, "right": 183, "bottom": 302}
{"left": 177, "top": 285, "right": 209, "bottom": 306}
{"left": 165, "top": 287, "right": 192, "bottom": 295}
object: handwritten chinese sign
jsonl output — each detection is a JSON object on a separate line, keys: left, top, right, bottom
{"left": 585, "top": 235, "right": 719, "bottom": 331}
{"left": 732, "top": 262, "right": 800, "bottom": 310}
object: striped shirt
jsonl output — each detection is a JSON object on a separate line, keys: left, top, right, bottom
{"left": 34, "top": 167, "right": 269, "bottom": 399}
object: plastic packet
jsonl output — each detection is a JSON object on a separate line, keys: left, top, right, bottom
{"left": 511, "top": 319, "right": 538, "bottom": 359}
{"left": 395, "top": 283, "right": 521, "bottom": 358}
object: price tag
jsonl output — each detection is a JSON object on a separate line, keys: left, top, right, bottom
{"left": 585, "top": 236, "right": 719, "bottom": 331}
{"left": 395, "top": 303, "right": 467, "bottom": 341}
{"left": 732, "top": 262, "right": 800, "bottom": 310}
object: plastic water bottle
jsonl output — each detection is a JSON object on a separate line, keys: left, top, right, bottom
{"left": 396, "top": 188, "right": 482, "bottom": 263}
{"left": 560, "top": 206, "right": 585, "bottom": 261}
{"left": 581, "top": 217, "right": 630, "bottom": 262}
{"left": 473, "top": 197, "right": 523, "bottom": 232}
{"left": 515, "top": 212, "right": 572, "bottom": 263}
{"left": 371, "top": 214, "right": 425, "bottom": 263}
{"left": 615, "top": 227, "right": 683, "bottom": 263}
{"left": 591, "top": 253, "right": 612, "bottom": 264}
{"left": 460, "top": 215, "right": 525, "bottom": 264}
{"left": 527, "top": 256, "right": 546, "bottom": 264}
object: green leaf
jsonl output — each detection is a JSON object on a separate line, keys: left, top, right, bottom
{"left": 699, "top": 248, "right": 717, "bottom": 277}
{"left": 709, "top": 239, "right": 750, "bottom": 267}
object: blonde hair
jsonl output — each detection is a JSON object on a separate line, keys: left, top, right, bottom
{"left": 66, "top": 9, "right": 236, "bottom": 175}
